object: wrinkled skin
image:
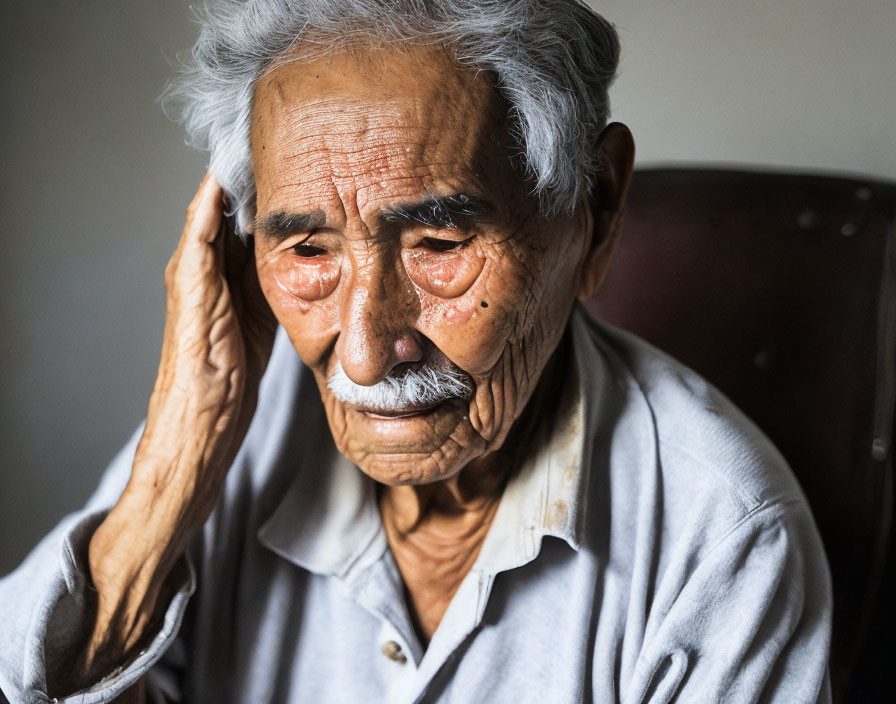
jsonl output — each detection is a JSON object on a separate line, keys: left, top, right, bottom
{"left": 252, "top": 45, "right": 592, "bottom": 489}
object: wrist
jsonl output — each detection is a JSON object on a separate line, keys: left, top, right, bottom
{"left": 78, "top": 493, "right": 189, "bottom": 682}
{"left": 88, "top": 491, "right": 179, "bottom": 598}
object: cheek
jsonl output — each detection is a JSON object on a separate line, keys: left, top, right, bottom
{"left": 257, "top": 256, "right": 341, "bottom": 368}
{"left": 415, "top": 256, "right": 526, "bottom": 374}
{"left": 417, "top": 241, "right": 580, "bottom": 377}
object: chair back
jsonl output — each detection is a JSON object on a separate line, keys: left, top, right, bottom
{"left": 585, "top": 167, "right": 896, "bottom": 702}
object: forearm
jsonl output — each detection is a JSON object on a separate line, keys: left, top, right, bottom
{"left": 33, "top": 173, "right": 272, "bottom": 700}
{"left": 57, "top": 453, "right": 204, "bottom": 696}
{"left": 2, "top": 480, "right": 195, "bottom": 701}
{"left": 78, "top": 499, "right": 184, "bottom": 679}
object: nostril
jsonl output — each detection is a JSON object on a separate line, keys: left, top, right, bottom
{"left": 393, "top": 332, "right": 424, "bottom": 364}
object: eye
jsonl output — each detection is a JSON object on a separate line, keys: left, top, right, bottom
{"left": 420, "top": 235, "right": 475, "bottom": 253}
{"left": 291, "top": 242, "right": 327, "bottom": 258}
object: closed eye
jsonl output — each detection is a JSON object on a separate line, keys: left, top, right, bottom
{"left": 420, "top": 235, "right": 475, "bottom": 253}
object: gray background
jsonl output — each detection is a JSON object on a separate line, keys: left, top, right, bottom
{"left": 2, "top": 0, "right": 895, "bottom": 575}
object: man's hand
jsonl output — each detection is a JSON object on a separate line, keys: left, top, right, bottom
{"left": 61, "top": 173, "right": 276, "bottom": 695}
{"left": 129, "top": 171, "right": 276, "bottom": 536}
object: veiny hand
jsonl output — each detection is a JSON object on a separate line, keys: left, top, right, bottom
{"left": 58, "top": 173, "right": 276, "bottom": 698}
{"left": 134, "top": 171, "right": 277, "bottom": 517}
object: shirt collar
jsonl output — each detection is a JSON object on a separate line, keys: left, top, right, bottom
{"left": 474, "top": 305, "right": 606, "bottom": 574}
{"left": 256, "top": 436, "right": 387, "bottom": 580}
{"left": 257, "top": 305, "right": 605, "bottom": 579}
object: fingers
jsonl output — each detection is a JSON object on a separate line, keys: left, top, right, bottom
{"left": 166, "top": 172, "right": 228, "bottom": 297}
{"left": 184, "top": 172, "right": 225, "bottom": 245}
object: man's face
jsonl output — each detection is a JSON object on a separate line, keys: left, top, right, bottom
{"left": 250, "top": 45, "right": 590, "bottom": 486}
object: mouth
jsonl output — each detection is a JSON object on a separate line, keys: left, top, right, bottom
{"left": 359, "top": 400, "right": 445, "bottom": 419}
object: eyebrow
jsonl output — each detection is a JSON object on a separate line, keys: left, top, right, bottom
{"left": 381, "top": 193, "right": 493, "bottom": 230}
{"left": 254, "top": 193, "right": 494, "bottom": 240}
{"left": 255, "top": 210, "right": 327, "bottom": 241}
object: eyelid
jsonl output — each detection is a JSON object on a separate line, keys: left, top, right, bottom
{"left": 418, "top": 234, "right": 476, "bottom": 252}
{"left": 421, "top": 233, "right": 476, "bottom": 244}
{"left": 275, "top": 231, "right": 315, "bottom": 252}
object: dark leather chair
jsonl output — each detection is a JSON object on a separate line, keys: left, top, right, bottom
{"left": 586, "top": 168, "right": 896, "bottom": 703}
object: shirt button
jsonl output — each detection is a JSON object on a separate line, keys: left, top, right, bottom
{"left": 381, "top": 640, "right": 407, "bottom": 664}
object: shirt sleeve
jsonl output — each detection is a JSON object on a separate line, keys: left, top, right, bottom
{"left": 624, "top": 499, "right": 833, "bottom": 704}
{"left": 0, "top": 426, "right": 196, "bottom": 704}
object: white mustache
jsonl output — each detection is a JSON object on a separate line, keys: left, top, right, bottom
{"left": 327, "top": 359, "right": 472, "bottom": 412}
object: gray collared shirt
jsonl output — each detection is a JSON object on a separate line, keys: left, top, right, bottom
{"left": 0, "top": 307, "right": 832, "bottom": 703}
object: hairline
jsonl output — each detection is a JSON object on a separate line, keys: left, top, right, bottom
{"left": 164, "top": 0, "right": 621, "bottom": 235}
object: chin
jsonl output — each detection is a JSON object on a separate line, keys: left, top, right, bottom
{"left": 324, "top": 396, "right": 489, "bottom": 485}
{"left": 354, "top": 453, "right": 464, "bottom": 486}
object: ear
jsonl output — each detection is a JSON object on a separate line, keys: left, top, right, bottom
{"left": 576, "top": 122, "right": 635, "bottom": 302}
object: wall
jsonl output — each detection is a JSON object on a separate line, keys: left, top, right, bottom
{"left": 1, "top": 1, "right": 894, "bottom": 574}
{"left": 594, "top": 0, "right": 896, "bottom": 180}
{"left": 0, "top": 2, "right": 203, "bottom": 573}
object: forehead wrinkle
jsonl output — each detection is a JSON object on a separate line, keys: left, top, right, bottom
{"left": 270, "top": 147, "right": 483, "bottom": 218}
{"left": 277, "top": 151, "right": 478, "bottom": 188}
{"left": 269, "top": 98, "right": 435, "bottom": 153}
{"left": 269, "top": 120, "right": 451, "bottom": 203}
{"left": 273, "top": 129, "right": 456, "bottom": 189}
{"left": 253, "top": 47, "right": 525, "bottom": 239}
{"left": 264, "top": 90, "right": 482, "bottom": 170}
{"left": 278, "top": 142, "right": 426, "bottom": 182}
{"left": 281, "top": 96, "right": 418, "bottom": 126}
{"left": 264, "top": 180, "right": 343, "bottom": 221}
{"left": 277, "top": 114, "right": 432, "bottom": 148}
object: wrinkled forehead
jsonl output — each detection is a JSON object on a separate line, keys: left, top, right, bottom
{"left": 249, "top": 46, "right": 521, "bottom": 221}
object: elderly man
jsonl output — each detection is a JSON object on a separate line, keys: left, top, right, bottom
{"left": 0, "top": 1, "right": 831, "bottom": 702}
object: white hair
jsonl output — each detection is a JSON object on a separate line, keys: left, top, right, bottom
{"left": 164, "top": 0, "right": 620, "bottom": 233}
{"left": 327, "top": 360, "right": 472, "bottom": 411}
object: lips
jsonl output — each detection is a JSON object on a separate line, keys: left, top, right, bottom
{"left": 359, "top": 400, "right": 444, "bottom": 419}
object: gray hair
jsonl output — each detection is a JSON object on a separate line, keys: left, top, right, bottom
{"left": 327, "top": 358, "right": 472, "bottom": 411}
{"left": 165, "top": 0, "right": 620, "bottom": 233}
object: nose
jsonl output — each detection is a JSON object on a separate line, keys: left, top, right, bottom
{"left": 336, "top": 254, "right": 422, "bottom": 387}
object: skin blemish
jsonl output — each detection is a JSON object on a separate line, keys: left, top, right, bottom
{"left": 442, "top": 296, "right": 477, "bottom": 325}
{"left": 480, "top": 301, "right": 488, "bottom": 308}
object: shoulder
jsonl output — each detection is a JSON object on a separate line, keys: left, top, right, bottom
{"left": 572, "top": 311, "right": 831, "bottom": 634}
{"left": 577, "top": 311, "right": 805, "bottom": 515}
{"left": 571, "top": 308, "right": 826, "bottom": 583}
